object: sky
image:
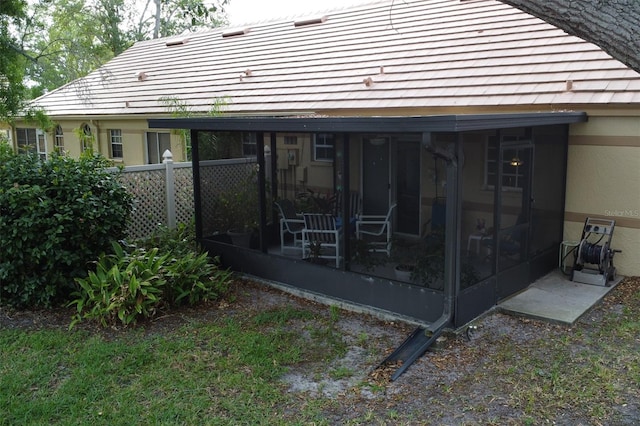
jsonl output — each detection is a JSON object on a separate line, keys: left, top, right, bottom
{"left": 225, "top": 0, "right": 376, "bottom": 26}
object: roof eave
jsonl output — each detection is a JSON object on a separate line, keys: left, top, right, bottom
{"left": 148, "top": 112, "right": 588, "bottom": 133}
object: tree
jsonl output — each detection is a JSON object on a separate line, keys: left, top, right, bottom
{"left": 499, "top": 0, "right": 640, "bottom": 73}
{"left": 0, "top": 0, "right": 28, "bottom": 120}
{"left": 136, "top": 0, "right": 229, "bottom": 40}
{"left": 16, "top": 0, "right": 228, "bottom": 97}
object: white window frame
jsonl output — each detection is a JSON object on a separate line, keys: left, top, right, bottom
{"left": 313, "top": 133, "right": 335, "bottom": 162}
{"left": 146, "top": 131, "right": 171, "bottom": 164}
{"left": 15, "top": 128, "right": 47, "bottom": 160}
{"left": 485, "top": 134, "right": 528, "bottom": 191}
{"left": 109, "top": 129, "right": 123, "bottom": 159}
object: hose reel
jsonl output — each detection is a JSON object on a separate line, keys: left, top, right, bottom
{"left": 571, "top": 218, "right": 620, "bottom": 287}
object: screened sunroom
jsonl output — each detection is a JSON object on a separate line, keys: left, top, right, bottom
{"left": 149, "top": 112, "right": 586, "bottom": 330}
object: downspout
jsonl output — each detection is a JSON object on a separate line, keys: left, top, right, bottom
{"left": 384, "top": 132, "right": 461, "bottom": 381}
{"left": 421, "top": 132, "right": 461, "bottom": 334}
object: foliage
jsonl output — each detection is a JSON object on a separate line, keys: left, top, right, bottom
{"left": 70, "top": 242, "right": 167, "bottom": 327}
{"left": 0, "top": 146, "right": 132, "bottom": 307}
{"left": 13, "top": 0, "right": 228, "bottom": 97}
{"left": 159, "top": 95, "right": 228, "bottom": 160}
{"left": 213, "top": 170, "right": 261, "bottom": 232}
{"left": 295, "top": 188, "right": 336, "bottom": 214}
{"left": 138, "top": 221, "right": 198, "bottom": 257}
{"left": 349, "top": 238, "right": 388, "bottom": 271}
{"left": 0, "top": 0, "right": 28, "bottom": 120}
{"left": 70, "top": 230, "right": 232, "bottom": 327}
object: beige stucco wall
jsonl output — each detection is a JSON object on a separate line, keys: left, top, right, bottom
{"left": 566, "top": 114, "right": 640, "bottom": 276}
{"left": 10, "top": 117, "right": 185, "bottom": 165}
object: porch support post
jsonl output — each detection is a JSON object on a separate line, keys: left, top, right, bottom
{"left": 452, "top": 134, "right": 464, "bottom": 317}
{"left": 190, "top": 129, "right": 203, "bottom": 240}
{"left": 341, "top": 132, "right": 351, "bottom": 269}
{"left": 256, "top": 132, "right": 268, "bottom": 253}
{"left": 492, "top": 129, "right": 502, "bottom": 276}
{"left": 270, "top": 133, "right": 278, "bottom": 244}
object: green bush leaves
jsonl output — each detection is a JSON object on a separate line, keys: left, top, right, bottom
{"left": 70, "top": 238, "right": 232, "bottom": 328}
{"left": 0, "top": 145, "right": 132, "bottom": 307}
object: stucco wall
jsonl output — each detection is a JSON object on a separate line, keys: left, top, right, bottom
{"left": 11, "top": 118, "right": 184, "bottom": 165}
{"left": 566, "top": 114, "right": 640, "bottom": 276}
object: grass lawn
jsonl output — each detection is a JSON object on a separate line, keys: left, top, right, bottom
{"left": 0, "top": 301, "right": 342, "bottom": 425}
{"left": 1, "top": 278, "right": 639, "bottom": 425}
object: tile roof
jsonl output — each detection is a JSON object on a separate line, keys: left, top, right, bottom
{"left": 30, "top": 0, "right": 640, "bottom": 117}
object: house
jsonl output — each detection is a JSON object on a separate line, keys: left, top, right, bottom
{"left": 15, "top": 0, "right": 640, "bottom": 329}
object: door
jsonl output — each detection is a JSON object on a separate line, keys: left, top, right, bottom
{"left": 496, "top": 141, "right": 533, "bottom": 299}
{"left": 362, "top": 137, "right": 390, "bottom": 215}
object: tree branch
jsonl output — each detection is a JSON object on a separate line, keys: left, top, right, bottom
{"left": 498, "top": 0, "right": 640, "bottom": 73}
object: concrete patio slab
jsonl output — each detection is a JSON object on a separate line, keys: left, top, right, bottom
{"left": 498, "top": 270, "right": 623, "bottom": 325}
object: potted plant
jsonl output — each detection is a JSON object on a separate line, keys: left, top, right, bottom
{"left": 391, "top": 231, "right": 446, "bottom": 289}
{"left": 214, "top": 172, "right": 260, "bottom": 247}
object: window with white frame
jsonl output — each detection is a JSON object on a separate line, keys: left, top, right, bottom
{"left": 109, "top": 129, "right": 123, "bottom": 159}
{"left": 485, "top": 135, "right": 527, "bottom": 190}
{"left": 16, "top": 128, "right": 36, "bottom": 153}
{"left": 16, "top": 128, "right": 47, "bottom": 160}
{"left": 146, "top": 131, "right": 171, "bottom": 164}
{"left": 313, "top": 133, "right": 335, "bottom": 162}
{"left": 241, "top": 132, "right": 257, "bottom": 157}
{"left": 54, "top": 125, "right": 64, "bottom": 152}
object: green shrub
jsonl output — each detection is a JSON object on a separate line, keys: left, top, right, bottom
{"left": 165, "top": 250, "right": 232, "bottom": 306}
{"left": 0, "top": 146, "right": 132, "bottom": 307}
{"left": 138, "top": 221, "right": 198, "bottom": 257}
{"left": 70, "top": 242, "right": 167, "bottom": 328}
{"left": 70, "top": 238, "right": 232, "bottom": 328}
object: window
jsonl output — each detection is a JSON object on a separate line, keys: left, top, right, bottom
{"left": 16, "top": 128, "right": 47, "bottom": 160}
{"left": 486, "top": 135, "right": 527, "bottom": 190}
{"left": 284, "top": 135, "right": 298, "bottom": 145}
{"left": 242, "top": 132, "right": 257, "bottom": 157}
{"left": 146, "top": 132, "right": 171, "bottom": 164}
{"left": 80, "top": 123, "right": 93, "bottom": 152}
{"left": 1, "top": 129, "right": 11, "bottom": 144}
{"left": 109, "top": 129, "right": 123, "bottom": 159}
{"left": 16, "top": 128, "right": 36, "bottom": 153}
{"left": 54, "top": 125, "right": 64, "bottom": 152}
{"left": 313, "top": 133, "right": 335, "bottom": 162}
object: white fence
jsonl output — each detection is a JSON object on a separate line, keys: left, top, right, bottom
{"left": 112, "top": 151, "right": 258, "bottom": 240}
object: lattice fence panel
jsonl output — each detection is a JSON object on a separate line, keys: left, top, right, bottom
{"left": 110, "top": 158, "right": 256, "bottom": 240}
{"left": 200, "top": 159, "right": 257, "bottom": 236}
{"left": 174, "top": 165, "right": 194, "bottom": 225}
{"left": 117, "top": 168, "right": 167, "bottom": 239}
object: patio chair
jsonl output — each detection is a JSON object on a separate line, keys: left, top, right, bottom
{"left": 355, "top": 202, "right": 397, "bottom": 256}
{"left": 302, "top": 213, "right": 341, "bottom": 267}
{"left": 274, "top": 199, "right": 305, "bottom": 254}
{"left": 333, "top": 190, "right": 362, "bottom": 219}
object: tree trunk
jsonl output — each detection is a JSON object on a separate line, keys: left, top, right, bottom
{"left": 153, "top": 0, "right": 161, "bottom": 39}
{"left": 498, "top": 0, "right": 640, "bottom": 73}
